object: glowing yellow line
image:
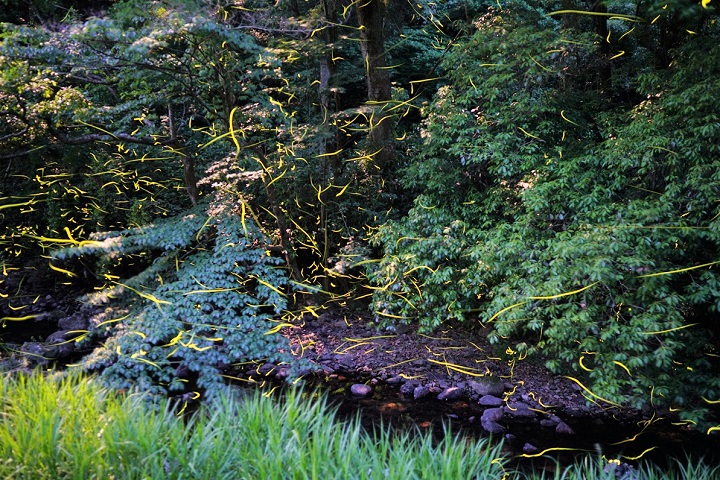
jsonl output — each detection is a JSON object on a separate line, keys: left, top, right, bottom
{"left": 486, "top": 301, "right": 528, "bottom": 323}
{"left": 418, "top": 333, "right": 450, "bottom": 341}
{"left": 528, "top": 282, "right": 598, "bottom": 300}
{"left": 517, "top": 127, "right": 540, "bottom": 139}
{"left": 0, "top": 314, "right": 39, "bottom": 322}
{"left": 427, "top": 359, "right": 485, "bottom": 376}
{"left": 382, "top": 358, "right": 422, "bottom": 369}
{"left": 334, "top": 342, "right": 371, "bottom": 354}
{"left": 547, "top": 10, "right": 643, "bottom": 22}
{"left": 345, "top": 335, "right": 396, "bottom": 342}
{"left": 48, "top": 262, "right": 77, "bottom": 277}
{"left": 638, "top": 260, "right": 720, "bottom": 277}
{"left": 516, "top": 447, "right": 588, "bottom": 458}
{"left": 563, "top": 376, "right": 621, "bottom": 407}
{"left": 621, "top": 447, "right": 657, "bottom": 461}
{"left": 613, "top": 361, "right": 632, "bottom": 376}
{"left": 641, "top": 323, "right": 697, "bottom": 335}
{"left": 560, "top": 110, "right": 580, "bottom": 126}
{"left": 578, "top": 355, "right": 593, "bottom": 372}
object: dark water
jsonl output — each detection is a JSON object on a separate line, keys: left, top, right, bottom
{"left": 309, "top": 374, "right": 720, "bottom": 472}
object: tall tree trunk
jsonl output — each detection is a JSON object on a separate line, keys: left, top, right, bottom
{"left": 180, "top": 155, "right": 199, "bottom": 205}
{"left": 356, "top": 0, "right": 394, "bottom": 171}
{"left": 591, "top": 0, "right": 612, "bottom": 92}
{"left": 319, "top": 0, "right": 340, "bottom": 174}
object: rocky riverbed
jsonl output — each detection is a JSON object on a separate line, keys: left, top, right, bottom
{"left": 2, "top": 289, "right": 717, "bottom": 468}
{"left": 237, "top": 311, "right": 716, "bottom": 467}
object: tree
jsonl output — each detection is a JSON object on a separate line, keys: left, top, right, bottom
{"left": 356, "top": 0, "right": 395, "bottom": 171}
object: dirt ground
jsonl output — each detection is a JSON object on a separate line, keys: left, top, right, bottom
{"left": 283, "top": 310, "right": 609, "bottom": 419}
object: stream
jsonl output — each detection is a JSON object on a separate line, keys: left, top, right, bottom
{"left": 305, "top": 373, "right": 720, "bottom": 473}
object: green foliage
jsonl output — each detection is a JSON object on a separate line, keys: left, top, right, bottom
{"left": 370, "top": 4, "right": 720, "bottom": 427}
{"left": 55, "top": 197, "right": 299, "bottom": 399}
{"left": 1, "top": 0, "right": 719, "bottom": 431}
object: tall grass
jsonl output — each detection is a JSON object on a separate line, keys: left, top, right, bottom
{"left": 1, "top": 372, "right": 718, "bottom": 479}
{"left": 0, "top": 373, "right": 507, "bottom": 479}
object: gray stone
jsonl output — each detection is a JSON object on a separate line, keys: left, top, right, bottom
{"left": 540, "top": 418, "right": 559, "bottom": 428}
{"left": 481, "top": 407, "right": 504, "bottom": 423}
{"left": 400, "top": 381, "right": 417, "bottom": 396}
{"left": 468, "top": 378, "right": 506, "bottom": 397}
{"left": 20, "top": 342, "right": 57, "bottom": 364}
{"left": 504, "top": 402, "right": 537, "bottom": 418}
{"left": 413, "top": 386, "right": 430, "bottom": 400}
{"left": 437, "top": 387, "right": 463, "bottom": 401}
{"left": 555, "top": 421, "right": 575, "bottom": 435}
{"left": 481, "top": 418, "right": 506, "bottom": 434}
{"left": 350, "top": 384, "right": 372, "bottom": 397}
{"left": 257, "top": 363, "right": 277, "bottom": 376}
{"left": 478, "top": 395, "right": 504, "bottom": 406}
{"left": 44, "top": 330, "right": 77, "bottom": 359}
{"left": 522, "top": 443, "right": 539, "bottom": 454}
{"left": 58, "top": 314, "right": 89, "bottom": 332}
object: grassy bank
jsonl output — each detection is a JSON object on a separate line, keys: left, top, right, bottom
{"left": 0, "top": 373, "right": 716, "bottom": 479}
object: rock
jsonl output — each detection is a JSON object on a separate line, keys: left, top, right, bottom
{"left": 481, "top": 407, "right": 504, "bottom": 423}
{"left": 522, "top": 443, "right": 539, "bottom": 454}
{"left": 20, "top": 342, "right": 57, "bottom": 365}
{"left": 395, "top": 323, "right": 411, "bottom": 335}
{"left": 350, "top": 384, "right": 372, "bottom": 397}
{"left": 413, "top": 386, "right": 430, "bottom": 400}
{"left": 58, "top": 314, "right": 89, "bottom": 332}
{"left": 481, "top": 418, "right": 506, "bottom": 435}
{"left": 44, "top": 330, "right": 78, "bottom": 359}
{"left": 478, "top": 395, "right": 504, "bottom": 406}
{"left": 400, "top": 381, "right": 417, "bottom": 396}
{"left": 257, "top": 363, "right": 277, "bottom": 376}
{"left": 604, "top": 460, "right": 637, "bottom": 480}
{"left": 565, "top": 407, "right": 585, "bottom": 417}
{"left": 386, "top": 376, "right": 404, "bottom": 384}
{"left": 468, "top": 378, "right": 506, "bottom": 397}
{"left": 437, "top": 387, "right": 463, "bottom": 401}
{"left": 540, "top": 418, "right": 559, "bottom": 428}
{"left": 555, "top": 421, "right": 575, "bottom": 435}
{"left": 505, "top": 402, "right": 537, "bottom": 419}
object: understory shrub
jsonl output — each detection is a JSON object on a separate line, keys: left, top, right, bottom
{"left": 54, "top": 196, "right": 299, "bottom": 399}
{"left": 369, "top": 6, "right": 720, "bottom": 428}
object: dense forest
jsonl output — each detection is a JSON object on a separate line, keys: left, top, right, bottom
{"left": 1, "top": 0, "right": 719, "bottom": 432}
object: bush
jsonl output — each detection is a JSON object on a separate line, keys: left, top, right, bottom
{"left": 369, "top": 6, "right": 720, "bottom": 428}
{"left": 55, "top": 196, "right": 299, "bottom": 400}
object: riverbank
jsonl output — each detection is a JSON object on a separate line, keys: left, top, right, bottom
{"left": 2, "top": 372, "right": 718, "bottom": 480}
